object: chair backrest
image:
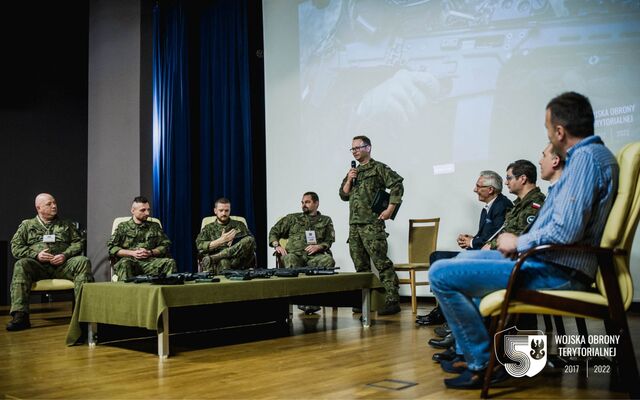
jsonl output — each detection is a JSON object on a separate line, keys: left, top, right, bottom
{"left": 200, "top": 215, "right": 248, "bottom": 230}
{"left": 111, "top": 216, "right": 162, "bottom": 234}
{"left": 408, "top": 218, "right": 440, "bottom": 264}
{"left": 596, "top": 142, "right": 640, "bottom": 307}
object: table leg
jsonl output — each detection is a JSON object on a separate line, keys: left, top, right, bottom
{"left": 158, "top": 308, "right": 169, "bottom": 359}
{"left": 88, "top": 322, "right": 98, "bottom": 347}
{"left": 361, "top": 289, "right": 371, "bottom": 328}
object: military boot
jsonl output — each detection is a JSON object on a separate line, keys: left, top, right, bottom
{"left": 6, "top": 311, "right": 31, "bottom": 331}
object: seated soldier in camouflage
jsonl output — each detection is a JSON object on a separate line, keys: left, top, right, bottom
{"left": 270, "top": 191, "right": 335, "bottom": 314}
{"left": 196, "top": 197, "right": 256, "bottom": 274}
{"left": 108, "top": 196, "right": 177, "bottom": 281}
{"left": 7, "top": 193, "right": 94, "bottom": 331}
{"left": 482, "top": 159, "right": 546, "bottom": 250}
{"left": 269, "top": 191, "right": 336, "bottom": 269}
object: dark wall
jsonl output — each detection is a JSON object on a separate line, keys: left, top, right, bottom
{"left": 0, "top": 2, "right": 89, "bottom": 243}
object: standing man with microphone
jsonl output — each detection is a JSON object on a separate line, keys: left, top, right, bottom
{"left": 340, "top": 135, "right": 404, "bottom": 315}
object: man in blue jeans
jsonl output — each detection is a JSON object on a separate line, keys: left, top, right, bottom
{"left": 429, "top": 92, "right": 619, "bottom": 389}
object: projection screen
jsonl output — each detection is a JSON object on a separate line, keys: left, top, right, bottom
{"left": 263, "top": 0, "right": 640, "bottom": 299}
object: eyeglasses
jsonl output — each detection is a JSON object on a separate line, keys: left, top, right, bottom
{"left": 349, "top": 144, "right": 369, "bottom": 152}
{"left": 505, "top": 174, "right": 521, "bottom": 182}
{"left": 475, "top": 184, "right": 491, "bottom": 190}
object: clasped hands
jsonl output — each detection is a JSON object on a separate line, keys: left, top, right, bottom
{"left": 37, "top": 249, "right": 66, "bottom": 266}
{"left": 274, "top": 243, "right": 323, "bottom": 256}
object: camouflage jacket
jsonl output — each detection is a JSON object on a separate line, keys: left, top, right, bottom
{"left": 196, "top": 219, "right": 252, "bottom": 256}
{"left": 269, "top": 212, "right": 335, "bottom": 253}
{"left": 11, "top": 216, "right": 84, "bottom": 260}
{"left": 339, "top": 159, "right": 404, "bottom": 225}
{"left": 487, "top": 187, "right": 546, "bottom": 249}
{"left": 108, "top": 218, "right": 171, "bottom": 258}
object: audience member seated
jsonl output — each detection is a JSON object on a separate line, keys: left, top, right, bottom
{"left": 108, "top": 196, "right": 177, "bottom": 281}
{"left": 7, "top": 193, "right": 94, "bottom": 331}
{"left": 195, "top": 197, "right": 256, "bottom": 274}
{"left": 417, "top": 171, "right": 512, "bottom": 326}
{"left": 429, "top": 92, "right": 618, "bottom": 389}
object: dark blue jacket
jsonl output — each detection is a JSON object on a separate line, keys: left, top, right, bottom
{"left": 471, "top": 193, "right": 513, "bottom": 249}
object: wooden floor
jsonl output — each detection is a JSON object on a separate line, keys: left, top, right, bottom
{"left": 0, "top": 301, "right": 638, "bottom": 399}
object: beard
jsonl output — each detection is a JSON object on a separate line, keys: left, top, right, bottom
{"left": 302, "top": 207, "right": 310, "bottom": 214}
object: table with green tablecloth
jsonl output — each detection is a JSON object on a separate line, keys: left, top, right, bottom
{"left": 66, "top": 272, "right": 383, "bottom": 357}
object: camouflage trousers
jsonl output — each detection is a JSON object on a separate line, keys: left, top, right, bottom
{"left": 10, "top": 256, "right": 94, "bottom": 314}
{"left": 348, "top": 222, "right": 399, "bottom": 304}
{"left": 282, "top": 251, "right": 335, "bottom": 268}
{"left": 114, "top": 257, "right": 177, "bottom": 281}
{"left": 201, "top": 236, "right": 256, "bottom": 275}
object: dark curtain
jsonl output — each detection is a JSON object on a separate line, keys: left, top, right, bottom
{"left": 152, "top": 1, "right": 193, "bottom": 272}
{"left": 153, "top": 0, "right": 259, "bottom": 271}
{"left": 199, "top": 0, "right": 255, "bottom": 232}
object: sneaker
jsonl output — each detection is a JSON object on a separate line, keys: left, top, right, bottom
{"left": 6, "top": 312, "right": 31, "bottom": 331}
{"left": 378, "top": 302, "right": 401, "bottom": 316}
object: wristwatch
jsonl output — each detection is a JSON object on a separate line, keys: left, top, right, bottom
{"left": 272, "top": 241, "right": 280, "bottom": 247}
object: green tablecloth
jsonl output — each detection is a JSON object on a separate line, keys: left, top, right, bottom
{"left": 66, "top": 272, "right": 382, "bottom": 345}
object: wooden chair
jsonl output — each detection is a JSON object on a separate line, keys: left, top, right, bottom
{"left": 109, "top": 216, "right": 162, "bottom": 281}
{"left": 197, "top": 215, "right": 255, "bottom": 271}
{"left": 479, "top": 142, "right": 640, "bottom": 399}
{"left": 394, "top": 218, "right": 440, "bottom": 313}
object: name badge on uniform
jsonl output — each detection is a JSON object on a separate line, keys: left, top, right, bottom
{"left": 305, "top": 230, "right": 317, "bottom": 245}
{"left": 43, "top": 234, "right": 56, "bottom": 243}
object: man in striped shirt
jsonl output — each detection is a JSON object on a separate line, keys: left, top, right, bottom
{"left": 429, "top": 92, "right": 619, "bottom": 389}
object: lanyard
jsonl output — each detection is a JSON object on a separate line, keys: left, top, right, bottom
{"left": 36, "top": 216, "right": 54, "bottom": 235}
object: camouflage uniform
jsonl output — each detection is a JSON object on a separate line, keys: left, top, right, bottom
{"left": 196, "top": 219, "right": 256, "bottom": 274}
{"left": 108, "top": 218, "right": 177, "bottom": 281}
{"left": 10, "top": 217, "right": 94, "bottom": 314}
{"left": 487, "top": 187, "right": 546, "bottom": 249}
{"left": 339, "top": 159, "right": 404, "bottom": 305}
{"left": 269, "top": 212, "right": 335, "bottom": 267}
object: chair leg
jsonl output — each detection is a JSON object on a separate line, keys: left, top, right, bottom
{"left": 575, "top": 318, "right": 589, "bottom": 348}
{"left": 554, "top": 316, "right": 566, "bottom": 336}
{"left": 482, "top": 316, "right": 500, "bottom": 399}
{"left": 609, "top": 317, "right": 640, "bottom": 398}
{"left": 543, "top": 315, "right": 553, "bottom": 335}
{"left": 410, "top": 269, "right": 417, "bottom": 314}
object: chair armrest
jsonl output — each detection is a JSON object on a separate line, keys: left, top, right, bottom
{"left": 501, "top": 244, "right": 626, "bottom": 314}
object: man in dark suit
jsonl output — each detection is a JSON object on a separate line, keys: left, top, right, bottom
{"left": 456, "top": 170, "right": 514, "bottom": 250}
{"left": 417, "top": 170, "right": 513, "bottom": 326}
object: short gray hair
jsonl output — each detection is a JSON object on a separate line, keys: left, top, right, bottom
{"left": 479, "top": 170, "right": 503, "bottom": 192}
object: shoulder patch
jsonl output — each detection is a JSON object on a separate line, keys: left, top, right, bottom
{"left": 531, "top": 202, "right": 541, "bottom": 209}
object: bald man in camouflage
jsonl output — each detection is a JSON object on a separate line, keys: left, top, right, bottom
{"left": 108, "top": 196, "right": 177, "bottom": 281}
{"left": 340, "top": 135, "right": 404, "bottom": 315}
{"left": 7, "top": 193, "right": 94, "bottom": 331}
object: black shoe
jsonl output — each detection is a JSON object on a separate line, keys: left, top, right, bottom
{"left": 434, "top": 323, "right": 451, "bottom": 338}
{"left": 444, "top": 369, "right": 484, "bottom": 389}
{"left": 352, "top": 307, "right": 362, "bottom": 313}
{"left": 6, "top": 312, "right": 31, "bottom": 331}
{"left": 432, "top": 347, "right": 458, "bottom": 363}
{"left": 428, "top": 333, "right": 455, "bottom": 349}
{"left": 297, "top": 305, "right": 321, "bottom": 314}
{"left": 416, "top": 306, "right": 445, "bottom": 325}
{"left": 378, "top": 302, "right": 401, "bottom": 316}
{"left": 441, "top": 357, "right": 467, "bottom": 374}
{"left": 443, "top": 365, "right": 510, "bottom": 389}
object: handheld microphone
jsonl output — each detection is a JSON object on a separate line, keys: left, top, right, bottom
{"left": 351, "top": 161, "right": 357, "bottom": 186}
